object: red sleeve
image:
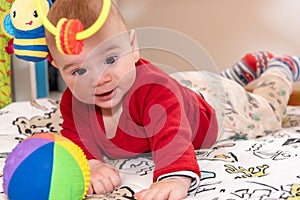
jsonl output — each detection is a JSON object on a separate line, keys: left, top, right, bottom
{"left": 130, "top": 83, "right": 201, "bottom": 181}
{"left": 60, "top": 88, "right": 103, "bottom": 161}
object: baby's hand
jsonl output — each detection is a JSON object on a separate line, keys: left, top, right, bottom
{"left": 134, "top": 177, "right": 191, "bottom": 200}
{"left": 87, "top": 159, "right": 121, "bottom": 195}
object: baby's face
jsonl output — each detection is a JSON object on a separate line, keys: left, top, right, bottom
{"left": 50, "top": 24, "right": 139, "bottom": 109}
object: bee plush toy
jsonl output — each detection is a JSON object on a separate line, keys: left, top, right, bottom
{"left": 1, "top": 0, "right": 52, "bottom": 62}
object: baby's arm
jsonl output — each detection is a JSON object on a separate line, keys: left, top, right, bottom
{"left": 87, "top": 159, "right": 121, "bottom": 195}
{"left": 135, "top": 84, "right": 204, "bottom": 199}
{"left": 135, "top": 176, "right": 191, "bottom": 200}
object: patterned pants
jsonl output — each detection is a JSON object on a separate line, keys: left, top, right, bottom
{"left": 171, "top": 68, "right": 293, "bottom": 141}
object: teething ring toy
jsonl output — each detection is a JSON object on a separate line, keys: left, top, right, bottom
{"left": 34, "top": 0, "right": 111, "bottom": 55}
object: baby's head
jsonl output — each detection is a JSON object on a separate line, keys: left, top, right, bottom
{"left": 46, "top": 0, "right": 128, "bottom": 62}
{"left": 46, "top": 0, "right": 140, "bottom": 109}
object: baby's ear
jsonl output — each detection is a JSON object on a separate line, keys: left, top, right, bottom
{"left": 1, "top": 11, "right": 15, "bottom": 38}
{"left": 129, "top": 29, "right": 140, "bottom": 63}
{"left": 51, "top": 60, "right": 59, "bottom": 69}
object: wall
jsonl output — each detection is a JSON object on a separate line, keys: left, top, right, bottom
{"left": 117, "top": 0, "right": 300, "bottom": 87}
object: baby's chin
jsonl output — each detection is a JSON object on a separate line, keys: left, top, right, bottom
{"left": 94, "top": 101, "right": 121, "bottom": 110}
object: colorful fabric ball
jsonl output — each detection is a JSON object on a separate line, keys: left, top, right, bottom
{"left": 2, "top": 133, "right": 90, "bottom": 200}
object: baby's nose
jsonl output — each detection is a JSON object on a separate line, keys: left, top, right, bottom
{"left": 96, "top": 71, "right": 112, "bottom": 86}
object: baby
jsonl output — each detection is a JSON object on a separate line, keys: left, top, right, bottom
{"left": 45, "top": 1, "right": 299, "bottom": 199}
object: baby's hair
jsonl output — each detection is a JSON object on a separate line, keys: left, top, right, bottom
{"left": 45, "top": 0, "right": 127, "bottom": 50}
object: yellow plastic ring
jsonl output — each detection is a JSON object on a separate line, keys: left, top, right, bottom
{"left": 34, "top": 0, "right": 111, "bottom": 40}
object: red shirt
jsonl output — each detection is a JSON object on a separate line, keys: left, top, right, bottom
{"left": 60, "top": 58, "right": 218, "bottom": 181}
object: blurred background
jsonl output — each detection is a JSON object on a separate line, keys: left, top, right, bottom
{"left": 11, "top": 0, "right": 300, "bottom": 101}
{"left": 118, "top": 0, "right": 300, "bottom": 70}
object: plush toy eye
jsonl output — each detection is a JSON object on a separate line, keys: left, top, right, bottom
{"left": 12, "top": 9, "right": 16, "bottom": 18}
{"left": 33, "top": 9, "right": 38, "bottom": 18}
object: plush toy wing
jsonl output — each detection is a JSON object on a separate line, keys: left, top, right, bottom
{"left": 1, "top": 12, "right": 15, "bottom": 54}
{"left": 1, "top": 11, "right": 14, "bottom": 38}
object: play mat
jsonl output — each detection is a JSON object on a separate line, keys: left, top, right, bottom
{"left": 0, "top": 96, "right": 299, "bottom": 199}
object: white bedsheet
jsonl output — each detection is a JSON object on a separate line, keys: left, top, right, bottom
{"left": 0, "top": 99, "right": 299, "bottom": 200}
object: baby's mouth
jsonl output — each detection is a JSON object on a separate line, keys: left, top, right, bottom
{"left": 94, "top": 89, "right": 115, "bottom": 101}
{"left": 97, "top": 90, "right": 114, "bottom": 97}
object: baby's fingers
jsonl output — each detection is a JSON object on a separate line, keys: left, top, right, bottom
{"left": 87, "top": 184, "right": 94, "bottom": 195}
{"left": 92, "top": 172, "right": 121, "bottom": 194}
{"left": 135, "top": 189, "right": 154, "bottom": 200}
{"left": 135, "top": 188, "right": 170, "bottom": 200}
{"left": 90, "top": 179, "right": 107, "bottom": 194}
{"left": 109, "top": 171, "right": 121, "bottom": 188}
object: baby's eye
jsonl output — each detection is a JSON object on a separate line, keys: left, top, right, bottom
{"left": 74, "top": 68, "right": 87, "bottom": 76}
{"left": 33, "top": 9, "right": 38, "bottom": 18}
{"left": 104, "top": 56, "right": 118, "bottom": 65}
